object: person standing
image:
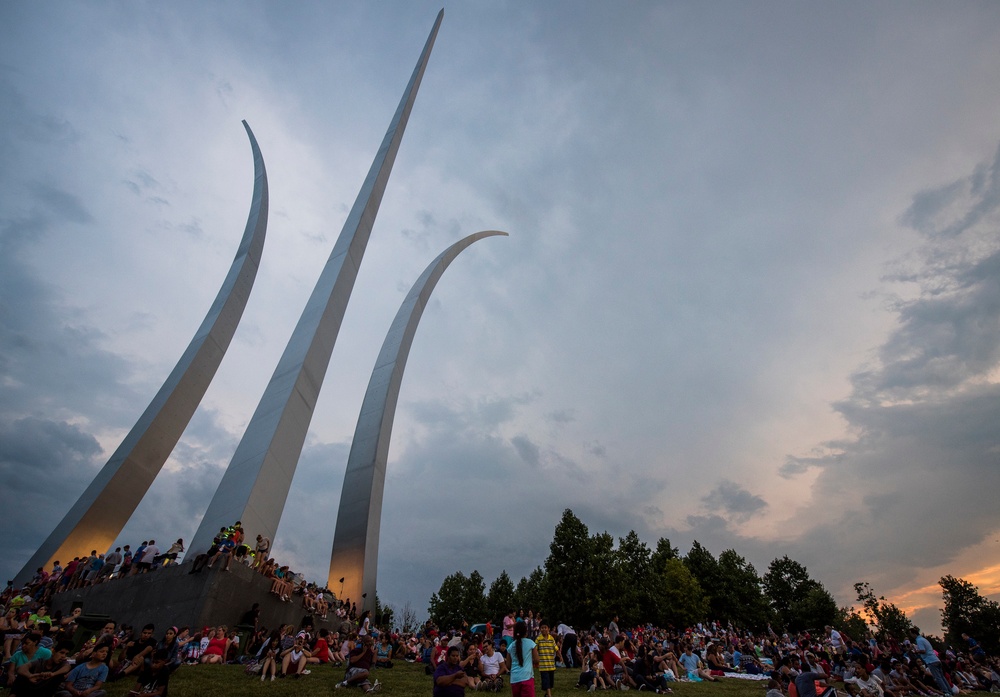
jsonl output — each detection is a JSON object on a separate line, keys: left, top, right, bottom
{"left": 502, "top": 612, "right": 516, "bottom": 648}
{"left": 908, "top": 627, "right": 951, "bottom": 696}
{"left": 536, "top": 624, "right": 559, "bottom": 697}
{"left": 101, "top": 549, "right": 122, "bottom": 581}
{"left": 607, "top": 617, "right": 619, "bottom": 645}
{"left": 506, "top": 622, "right": 538, "bottom": 697}
{"left": 556, "top": 623, "right": 578, "bottom": 669}
{"left": 136, "top": 541, "right": 159, "bottom": 574}
{"left": 253, "top": 535, "right": 270, "bottom": 570}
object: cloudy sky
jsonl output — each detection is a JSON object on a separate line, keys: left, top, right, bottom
{"left": 3, "top": 1, "right": 1000, "bottom": 631}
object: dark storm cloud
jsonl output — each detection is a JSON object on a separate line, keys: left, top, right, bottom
{"left": 901, "top": 143, "right": 1000, "bottom": 240}
{"left": 27, "top": 183, "right": 93, "bottom": 224}
{"left": 0, "top": 210, "right": 135, "bottom": 420}
{"left": 700, "top": 480, "right": 768, "bottom": 522}
{"left": 0, "top": 417, "right": 102, "bottom": 563}
{"left": 0, "top": 79, "right": 77, "bottom": 146}
{"left": 511, "top": 434, "right": 541, "bottom": 465}
{"left": 774, "top": 143, "right": 1000, "bottom": 593}
{"left": 4, "top": 0, "right": 1000, "bottom": 621}
{"left": 545, "top": 409, "right": 575, "bottom": 424}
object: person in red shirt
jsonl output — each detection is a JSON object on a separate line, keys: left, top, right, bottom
{"left": 432, "top": 638, "right": 450, "bottom": 668}
{"left": 601, "top": 636, "right": 637, "bottom": 689}
{"left": 310, "top": 629, "right": 332, "bottom": 664}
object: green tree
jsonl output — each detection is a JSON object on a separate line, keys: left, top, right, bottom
{"left": 854, "top": 582, "right": 912, "bottom": 641}
{"left": 487, "top": 570, "right": 516, "bottom": 622}
{"left": 650, "top": 538, "right": 679, "bottom": 569}
{"left": 764, "top": 556, "right": 817, "bottom": 630}
{"left": 716, "top": 549, "right": 770, "bottom": 629}
{"left": 429, "top": 571, "right": 470, "bottom": 629}
{"left": 428, "top": 570, "right": 488, "bottom": 629}
{"left": 648, "top": 557, "right": 708, "bottom": 628}
{"left": 374, "top": 593, "right": 394, "bottom": 629}
{"left": 466, "top": 570, "right": 488, "bottom": 622}
{"left": 836, "top": 606, "right": 871, "bottom": 644}
{"left": 683, "top": 541, "right": 723, "bottom": 619}
{"left": 515, "top": 567, "right": 546, "bottom": 617}
{"left": 543, "top": 510, "right": 595, "bottom": 627}
{"left": 792, "top": 584, "right": 838, "bottom": 631}
{"left": 615, "top": 531, "right": 653, "bottom": 624}
{"left": 588, "top": 531, "right": 622, "bottom": 623}
{"left": 939, "top": 575, "right": 1000, "bottom": 652}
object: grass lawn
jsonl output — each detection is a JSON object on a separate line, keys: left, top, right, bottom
{"left": 98, "top": 661, "right": 770, "bottom": 697}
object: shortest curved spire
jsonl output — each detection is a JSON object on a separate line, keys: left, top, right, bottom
{"left": 328, "top": 230, "right": 507, "bottom": 609}
{"left": 13, "top": 121, "right": 269, "bottom": 587}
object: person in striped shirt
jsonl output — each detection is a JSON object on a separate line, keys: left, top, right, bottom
{"left": 536, "top": 624, "right": 560, "bottom": 697}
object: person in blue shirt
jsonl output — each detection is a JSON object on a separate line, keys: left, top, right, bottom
{"left": 505, "top": 622, "right": 538, "bottom": 697}
{"left": 61, "top": 643, "right": 110, "bottom": 697}
{"left": 961, "top": 633, "right": 986, "bottom": 663}
{"left": 908, "top": 627, "right": 951, "bottom": 696}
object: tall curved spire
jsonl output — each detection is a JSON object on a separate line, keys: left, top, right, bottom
{"left": 187, "top": 10, "right": 445, "bottom": 556}
{"left": 329, "top": 230, "right": 507, "bottom": 610}
{"left": 14, "top": 120, "right": 270, "bottom": 586}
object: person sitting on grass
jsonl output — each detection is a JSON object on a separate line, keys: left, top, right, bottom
{"left": 310, "top": 629, "right": 333, "bottom": 665}
{"left": 844, "top": 664, "right": 884, "bottom": 697}
{"left": 6, "top": 633, "right": 51, "bottom": 687}
{"left": 375, "top": 635, "right": 394, "bottom": 669}
{"left": 679, "top": 645, "right": 719, "bottom": 682}
{"left": 11, "top": 639, "right": 72, "bottom": 697}
{"left": 281, "top": 635, "right": 312, "bottom": 678}
{"left": 766, "top": 678, "right": 786, "bottom": 697}
{"left": 794, "top": 665, "right": 835, "bottom": 697}
{"left": 329, "top": 632, "right": 345, "bottom": 667}
{"left": 458, "top": 640, "right": 481, "bottom": 690}
{"left": 198, "top": 626, "right": 229, "bottom": 665}
{"left": 257, "top": 632, "right": 281, "bottom": 682}
{"left": 479, "top": 641, "right": 508, "bottom": 692}
{"left": 601, "top": 636, "right": 638, "bottom": 689}
{"left": 435, "top": 646, "right": 475, "bottom": 697}
{"left": 127, "top": 650, "right": 170, "bottom": 697}
{"left": 57, "top": 643, "right": 110, "bottom": 697}
{"left": 336, "top": 635, "right": 380, "bottom": 693}
{"left": 112, "top": 625, "right": 156, "bottom": 681}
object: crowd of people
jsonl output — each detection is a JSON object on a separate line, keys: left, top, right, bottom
{"left": 427, "top": 616, "right": 1000, "bottom": 697}
{"left": 4, "top": 536, "right": 1000, "bottom": 697}
{"left": 10, "top": 522, "right": 354, "bottom": 625}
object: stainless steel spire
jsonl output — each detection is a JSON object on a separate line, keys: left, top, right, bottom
{"left": 329, "top": 230, "right": 507, "bottom": 611}
{"left": 187, "top": 11, "right": 445, "bottom": 557}
{"left": 14, "top": 120, "right": 270, "bottom": 586}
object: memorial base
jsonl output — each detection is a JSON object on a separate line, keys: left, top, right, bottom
{"left": 49, "top": 561, "right": 346, "bottom": 639}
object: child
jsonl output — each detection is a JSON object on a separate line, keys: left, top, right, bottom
{"left": 128, "top": 650, "right": 170, "bottom": 697}
{"left": 60, "top": 643, "right": 110, "bottom": 697}
{"left": 536, "top": 625, "right": 559, "bottom": 697}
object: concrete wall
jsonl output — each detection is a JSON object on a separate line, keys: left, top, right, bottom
{"left": 50, "top": 562, "right": 350, "bottom": 643}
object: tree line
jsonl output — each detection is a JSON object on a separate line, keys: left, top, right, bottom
{"left": 426, "top": 509, "right": 1000, "bottom": 652}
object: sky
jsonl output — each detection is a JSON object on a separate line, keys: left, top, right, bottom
{"left": 2, "top": 1, "right": 1000, "bottom": 632}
